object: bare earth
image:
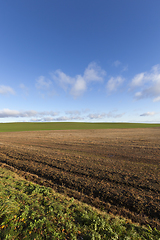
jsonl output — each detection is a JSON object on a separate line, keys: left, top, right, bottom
{"left": 0, "top": 128, "right": 160, "bottom": 229}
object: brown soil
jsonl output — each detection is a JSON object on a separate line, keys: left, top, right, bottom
{"left": 0, "top": 128, "right": 160, "bottom": 229}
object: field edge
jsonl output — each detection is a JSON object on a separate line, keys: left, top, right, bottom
{"left": 0, "top": 121, "right": 160, "bottom": 132}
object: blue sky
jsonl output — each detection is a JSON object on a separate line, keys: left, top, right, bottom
{"left": 0, "top": 0, "right": 160, "bottom": 123}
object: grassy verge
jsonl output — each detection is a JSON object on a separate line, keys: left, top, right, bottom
{"left": 0, "top": 167, "right": 160, "bottom": 240}
{"left": 0, "top": 122, "right": 160, "bottom": 132}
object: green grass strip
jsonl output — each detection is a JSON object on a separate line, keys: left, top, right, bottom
{"left": 0, "top": 122, "right": 160, "bottom": 132}
{"left": 0, "top": 167, "right": 160, "bottom": 240}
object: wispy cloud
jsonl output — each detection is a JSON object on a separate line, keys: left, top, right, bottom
{"left": 31, "top": 116, "right": 84, "bottom": 122}
{"left": 0, "top": 108, "right": 126, "bottom": 122}
{"left": 43, "top": 117, "right": 59, "bottom": 122}
{"left": 54, "top": 116, "right": 84, "bottom": 121}
{"left": 106, "top": 110, "right": 125, "bottom": 118}
{"left": 83, "top": 62, "right": 106, "bottom": 82}
{"left": 30, "top": 118, "right": 42, "bottom": 122}
{"left": 106, "top": 76, "right": 125, "bottom": 93}
{"left": 130, "top": 64, "right": 160, "bottom": 101}
{"left": 20, "top": 83, "right": 29, "bottom": 96}
{"left": 121, "top": 65, "right": 128, "bottom": 72}
{"left": 153, "top": 96, "right": 160, "bottom": 102}
{"left": 65, "top": 110, "right": 81, "bottom": 115}
{"left": 35, "top": 76, "right": 56, "bottom": 98}
{"left": 51, "top": 70, "right": 74, "bottom": 91}
{"left": 38, "top": 111, "right": 59, "bottom": 116}
{"left": 87, "top": 111, "right": 125, "bottom": 120}
{"left": 0, "top": 85, "right": 15, "bottom": 95}
{"left": 130, "top": 73, "right": 146, "bottom": 88}
{"left": 0, "top": 109, "right": 58, "bottom": 118}
{"left": 87, "top": 113, "right": 106, "bottom": 120}
{"left": 113, "top": 60, "right": 121, "bottom": 67}
{"left": 140, "top": 112, "right": 156, "bottom": 117}
{"left": 51, "top": 62, "right": 106, "bottom": 98}
{"left": 113, "top": 60, "right": 128, "bottom": 73}
{"left": 35, "top": 76, "right": 52, "bottom": 89}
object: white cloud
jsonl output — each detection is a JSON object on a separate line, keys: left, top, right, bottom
{"left": 0, "top": 108, "right": 126, "bottom": 122}
{"left": 51, "top": 70, "right": 74, "bottom": 91}
{"left": 0, "top": 109, "right": 58, "bottom": 118}
{"left": 30, "top": 118, "right": 42, "bottom": 122}
{"left": 106, "top": 111, "right": 125, "bottom": 118}
{"left": 87, "top": 113, "right": 106, "bottom": 120}
{"left": 20, "top": 83, "right": 28, "bottom": 90}
{"left": 56, "top": 116, "right": 71, "bottom": 121}
{"left": 65, "top": 110, "right": 81, "bottom": 115}
{"left": 70, "top": 75, "right": 87, "bottom": 98}
{"left": 20, "top": 110, "right": 38, "bottom": 117}
{"left": 36, "top": 76, "right": 52, "bottom": 89}
{"left": 38, "top": 111, "right": 59, "bottom": 116}
{"left": 153, "top": 96, "right": 160, "bottom": 102}
{"left": 131, "top": 64, "right": 160, "bottom": 101}
{"left": 0, "top": 109, "right": 20, "bottom": 118}
{"left": 0, "top": 85, "right": 15, "bottom": 95}
{"left": 113, "top": 61, "right": 128, "bottom": 72}
{"left": 106, "top": 76, "right": 125, "bottom": 93}
{"left": 43, "top": 117, "right": 56, "bottom": 122}
{"left": 51, "top": 62, "right": 106, "bottom": 98}
{"left": 135, "top": 92, "right": 142, "bottom": 98}
{"left": 113, "top": 60, "right": 121, "bottom": 67}
{"left": 35, "top": 76, "right": 56, "bottom": 98}
{"left": 30, "top": 116, "right": 60, "bottom": 122}
{"left": 140, "top": 112, "right": 156, "bottom": 117}
{"left": 130, "top": 73, "right": 146, "bottom": 88}
{"left": 83, "top": 62, "right": 106, "bottom": 82}
{"left": 54, "top": 116, "right": 84, "bottom": 121}
{"left": 87, "top": 111, "right": 125, "bottom": 120}
{"left": 121, "top": 65, "right": 128, "bottom": 72}
{"left": 114, "top": 113, "right": 125, "bottom": 118}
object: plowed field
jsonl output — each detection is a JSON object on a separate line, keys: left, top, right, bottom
{"left": 0, "top": 128, "right": 160, "bottom": 229}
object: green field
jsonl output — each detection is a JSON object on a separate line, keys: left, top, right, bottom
{"left": 0, "top": 122, "right": 160, "bottom": 132}
{"left": 1, "top": 167, "right": 160, "bottom": 240}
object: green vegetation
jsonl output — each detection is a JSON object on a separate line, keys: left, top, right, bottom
{"left": 0, "top": 167, "right": 160, "bottom": 240}
{"left": 0, "top": 122, "right": 160, "bottom": 132}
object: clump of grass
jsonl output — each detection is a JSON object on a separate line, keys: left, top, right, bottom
{"left": 0, "top": 167, "right": 160, "bottom": 240}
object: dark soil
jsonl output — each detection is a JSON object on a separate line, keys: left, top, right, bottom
{"left": 0, "top": 128, "right": 160, "bottom": 229}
